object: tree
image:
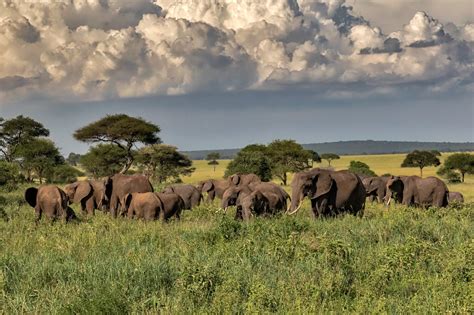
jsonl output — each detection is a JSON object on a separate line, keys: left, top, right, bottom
{"left": 14, "top": 138, "right": 64, "bottom": 183}
{"left": 307, "top": 150, "right": 322, "bottom": 166}
{"left": 267, "top": 140, "right": 312, "bottom": 185}
{"left": 348, "top": 160, "right": 376, "bottom": 177}
{"left": 206, "top": 152, "right": 220, "bottom": 171}
{"left": 0, "top": 161, "right": 23, "bottom": 191}
{"left": 401, "top": 150, "right": 441, "bottom": 177}
{"left": 225, "top": 144, "right": 272, "bottom": 181}
{"left": 437, "top": 153, "right": 474, "bottom": 183}
{"left": 66, "top": 152, "right": 82, "bottom": 166}
{"left": 74, "top": 114, "right": 161, "bottom": 173}
{"left": 80, "top": 144, "right": 129, "bottom": 178}
{"left": 46, "top": 165, "right": 84, "bottom": 184}
{"left": 321, "top": 153, "right": 340, "bottom": 166}
{"left": 0, "top": 115, "right": 49, "bottom": 162}
{"left": 136, "top": 144, "right": 195, "bottom": 183}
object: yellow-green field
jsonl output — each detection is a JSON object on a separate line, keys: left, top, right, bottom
{"left": 183, "top": 152, "right": 474, "bottom": 202}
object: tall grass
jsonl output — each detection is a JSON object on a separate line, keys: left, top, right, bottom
{"left": 1, "top": 188, "right": 473, "bottom": 313}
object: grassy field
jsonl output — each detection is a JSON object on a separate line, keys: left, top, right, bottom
{"left": 1, "top": 153, "right": 473, "bottom": 313}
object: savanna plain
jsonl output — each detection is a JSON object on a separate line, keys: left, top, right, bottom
{"left": 1, "top": 153, "right": 473, "bottom": 313}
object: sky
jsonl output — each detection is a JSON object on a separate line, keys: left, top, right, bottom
{"left": 0, "top": 0, "right": 473, "bottom": 154}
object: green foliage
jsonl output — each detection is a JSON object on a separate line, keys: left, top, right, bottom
{"left": 46, "top": 165, "right": 84, "bottom": 184}
{"left": 307, "top": 150, "right": 322, "bottom": 164}
{"left": 0, "top": 115, "right": 49, "bottom": 162}
{"left": 0, "top": 195, "right": 472, "bottom": 313}
{"left": 66, "top": 152, "right": 82, "bottom": 166}
{"left": 401, "top": 150, "right": 441, "bottom": 177}
{"left": 348, "top": 160, "right": 377, "bottom": 177}
{"left": 80, "top": 144, "right": 129, "bottom": 178}
{"left": 14, "top": 138, "right": 64, "bottom": 183}
{"left": 225, "top": 144, "right": 272, "bottom": 181}
{"left": 321, "top": 153, "right": 340, "bottom": 166}
{"left": 74, "top": 114, "right": 161, "bottom": 173}
{"left": 438, "top": 153, "right": 474, "bottom": 183}
{"left": 267, "top": 140, "right": 312, "bottom": 185}
{"left": 206, "top": 152, "right": 220, "bottom": 171}
{"left": 0, "top": 161, "right": 23, "bottom": 191}
{"left": 136, "top": 144, "right": 195, "bottom": 184}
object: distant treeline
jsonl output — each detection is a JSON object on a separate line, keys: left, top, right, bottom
{"left": 183, "top": 140, "right": 474, "bottom": 160}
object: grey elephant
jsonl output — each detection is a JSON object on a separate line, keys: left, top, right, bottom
{"left": 162, "top": 184, "right": 202, "bottom": 209}
{"left": 64, "top": 180, "right": 108, "bottom": 215}
{"left": 105, "top": 174, "right": 154, "bottom": 218}
{"left": 197, "top": 179, "right": 231, "bottom": 202}
{"left": 25, "top": 185, "right": 77, "bottom": 223}
{"left": 385, "top": 176, "right": 448, "bottom": 208}
{"left": 155, "top": 192, "right": 186, "bottom": 221}
{"left": 221, "top": 182, "right": 288, "bottom": 210}
{"left": 229, "top": 173, "right": 261, "bottom": 187}
{"left": 448, "top": 192, "right": 464, "bottom": 204}
{"left": 362, "top": 176, "right": 389, "bottom": 203}
{"left": 289, "top": 168, "right": 366, "bottom": 218}
{"left": 123, "top": 192, "right": 163, "bottom": 221}
{"left": 238, "top": 190, "right": 287, "bottom": 221}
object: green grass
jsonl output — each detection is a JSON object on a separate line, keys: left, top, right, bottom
{"left": 1, "top": 152, "right": 473, "bottom": 313}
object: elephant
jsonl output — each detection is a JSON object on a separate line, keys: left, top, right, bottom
{"left": 229, "top": 173, "right": 261, "bottom": 187}
{"left": 25, "top": 185, "right": 77, "bottom": 223}
{"left": 288, "top": 168, "right": 366, "bottom": 218}
{"left": 238, "top": 190, "right": 286, "bottom": 221}
{"left": 448, "top": 192, "right": 464, "bottom": 204}
{"left": 362, "top": 176, "right": 389, "bottom": 203}
{"left": 221, "top": 185, "right": 253, "bottom": 210}
{"left": 105, "top": 174, "right": 154, "bottom": 218}
{"left": 197, "top": 179, "right": 231, "bottom": 202}
{"left": 64, "top": 180, "right": 108, "bottom": 215}
{"left": 385, "top": 176, "right": 448, "bottom": 208}
{"left": 123, "top": 192, "right": 163, "bottom": 221}
{"left": 162, "top": 184, "right": 202, "bottom": 209}
{"left": 155, "top": 193, "right": 186, "bottom": 221}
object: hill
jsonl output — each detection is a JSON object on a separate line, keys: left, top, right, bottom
{"left": 183, "top": 140, "right": 474, "bottom": 159}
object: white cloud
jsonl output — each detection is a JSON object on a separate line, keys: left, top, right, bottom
{"left": 0, "top": 0, "right": 472, "bottom": 102}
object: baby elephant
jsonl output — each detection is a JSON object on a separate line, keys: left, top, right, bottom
{"left": 25, "top": 185, "right": 77, "bottom": 223}
{"left": 123, "top": 192, "right": 185, "bottom": 221}
{"left": 448, "top": 192, "right": 464, "bottom": 204}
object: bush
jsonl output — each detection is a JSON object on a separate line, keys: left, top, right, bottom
{"left": 348, "top": 160, "right": 376, "bottom": 177}
{"left": 0, "top": 161, "right": 23, "bottom": 191}
{"left": 47, "top": 164, "right": 84, "bottom": 184}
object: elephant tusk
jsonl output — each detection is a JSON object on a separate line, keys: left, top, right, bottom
{"left": 288, "top": 200, "right": 303, "bottom": 215}
{"left": 223, "top": 207, "right": 228, "bottom": 213}
{"left": 385, "top": 197, "right": 392, "bottom": 207}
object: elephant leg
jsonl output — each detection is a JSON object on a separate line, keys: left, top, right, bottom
{"left": 207, "top": 191, "right": 215, "bottom": 203}
{"left": 175, "top": 209, "right": 181, "bottom": 221}
{"left": 85, "top": 198, "right": 95, "bottom": 216}
{"left": 318, "top": 199, "right": 328, "bottom": 217}
{"left": 110, "top": 195, "right": 118, "bottom": 218}
{"left": 234, "top": 206, "right": 243, "bottom": 221}
{"left": 34, "top": 206, "right": 42, "bottom": 225}
{"left": 310, "top": 199, "right": 319, "bottom": 219}
{"left": 127, "top": 206, "right": 134, "bottom": 219}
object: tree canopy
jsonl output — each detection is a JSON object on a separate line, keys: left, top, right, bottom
{"left": 80, "top": 144, "right": 129, "bottom": 178}
{"left": 348, "top": 160, "right": 376, "bottom": 177}
{"left": 136, "top": 144, "right": 195, "bottom": 183}
{"left": 225, "top": 144, "right": 272, "bottom": 181}
{"left": 437, "top": 153, "right": 474, "bottom": 183}
{"left": 0, "top": 115, "right": 49, "bottom": 162}
{"left": 401, "top": 150, "right": 441, "bottom": 177}
{"left": 74, "top": 114, "right": 161, "bottom": 173}
{"left": 206, "top": 152, "right": 220, "bottom": 171}
{"left": 267, "top": 139, "right": 312, "bottom": 185}
{"left": 321, "top": 153, "right": 340, "bottom": 166}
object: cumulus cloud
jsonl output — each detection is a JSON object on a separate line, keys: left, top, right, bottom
{"left": 0, "top": 0, "right": 472, "bottom": 102}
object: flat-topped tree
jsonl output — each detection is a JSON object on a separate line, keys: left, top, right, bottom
{"left": 321, "top": 153, "right": 340, "bottom": 166}
{"left": 206, "top": 152, "right": 220, "bottom": 172}
{"left": 74, "top": 114, "right": 160, "bottom": 174}
{"left": 401, "top": 150, "right": 441, "bottom": 177}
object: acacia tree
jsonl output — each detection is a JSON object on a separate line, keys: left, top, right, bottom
{"left": 321, "top": 153, "right": 340, "bottom": 166}
{"left": 401, "top": 150, "right": 441, "bottom": 177}
{"left": 438, "top": 153, "right": 474, "bottom": 183}
{"left": 225, "top": 144, "right": 272, "bottom": 181}
{"left": 74, "top": 114, "right": 160, "bottom": 173}
{"left": 348, "top": 160, "right": 376, "bottom": 177}
{"left": 206, "top": 152, "right": 220, "bottom": 172}
{"left": 307, "top": 150, "right": 322, "bottom": 167}
{"left": 0, "top": 115, "right": 49, "bottom": 162}
{"left": 267, "top": 140, "right": 312, "bottom": 185}
{"left": 136, "top": 144, "right": 195, "bottom": 183}
{"left": 80, "top": 144, "right": 129, "bottom": 178}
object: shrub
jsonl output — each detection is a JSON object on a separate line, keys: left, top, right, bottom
{"left": 47, "top": 164, "right": 84, "bottom": 184}
{"left": 0, "top": 161, "right": 23, "bottom": 191}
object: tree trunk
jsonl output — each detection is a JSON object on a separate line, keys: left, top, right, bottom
{"left": 461, "top": 172, "right": 465, "bottom": 183}
{"left": 420, "top": 167, "right": 423, "bottom": 178}
{"left": 282, "top": 172, "right": 287, "bottom": 186}
{"left": 120, "top": 155, "right": 133, "bottom": 174}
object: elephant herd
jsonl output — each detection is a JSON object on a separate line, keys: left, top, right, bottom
{"left": 24, "top": 169, "right": 464, "bottom": 224}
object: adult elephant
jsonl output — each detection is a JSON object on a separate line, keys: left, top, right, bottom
{"left": 123, "top": 192, "right": 162, "bottom": 221}
{"left": 106, "top": 174, "right": 154, "bottom": 218}
{"left": 385, "top": 176, "right": 448, "bottom": 208}
{"left": 362, "top": 176, "right": 389, "bottom": 203}
{"left": 162, "top": 184, "right": 202, "bottom": 209}
{"left": 448, "top": 192, "right": 464, "bottom": 204}
{"left": 288, "top": 168, "right": 366, "bottom": 218}
{"left": 229, "top": 173, "right": 261, "bottom": 187}
{"left": 238, "top": 190, "right": 287, "bottom": 221}
{"left": 25, "top": 185, "right": 77, "bottom": 223}
{"left": 64, "top": 180, "right": 108, "bottom": 215}
{"left": 155, "top": 192, "right": 186, "bottom": 221}
{"left": 197, "top": 179, "right": 231, "bottom": 202}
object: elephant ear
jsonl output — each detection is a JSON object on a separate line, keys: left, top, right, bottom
{"left": 231, "top": 175, "right": 240, "bottom": 185}
{"left": 314, "top": 174, "right": 334, "bottom": 199}
{"left": 202, "top": 181, "right": 213, "bottom": 193}
{"left": 74, "top": 182, "right": 92, "bottom": 204}
{"left": 25, "top": 187, "right": 38, "bottom": 208}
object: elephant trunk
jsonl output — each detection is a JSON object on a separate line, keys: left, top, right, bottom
{"left": 288, "top": 188, "right": 304, "bottom": 213}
